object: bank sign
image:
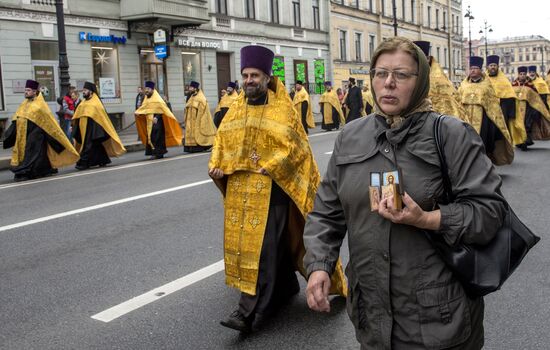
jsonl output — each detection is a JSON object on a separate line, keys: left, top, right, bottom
{"left": 79, "top": 32, "right": 127, "bottom": 45}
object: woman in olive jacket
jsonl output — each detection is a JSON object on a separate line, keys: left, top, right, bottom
{"left": 303, "top": 37, "right": 507, "bottom": 349}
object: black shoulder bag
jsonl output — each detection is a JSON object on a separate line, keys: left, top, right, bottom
{"left": 425, "top": 115, "right": 541, "bottom": 297}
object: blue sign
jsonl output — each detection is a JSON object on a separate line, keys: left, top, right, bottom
{"left": 155, "top": 45, "right": 168, "bottom": 59}
{"left": 79, "top": 32, "right": 127, "bottom": 45}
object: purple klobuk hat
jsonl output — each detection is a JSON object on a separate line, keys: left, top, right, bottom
{"left": 413, "top": 41, "right": 431, "bottom": 57}
{"left": 240, "top": 45, "right": 274, "bottom": 76}
{"left": 528, "top": 65, "right": 537, "bottom": 72}
{"left": 25, "top": 79, "right": 39, "bottom": 90}
{"left": 145, "top": 81, "right": 155, "bottom": 89}
{"left": 518, "top": 66, "right": 528, "bottom": 74}
{"left": 487, "top": 55, "right": 500, "bottom": 65}
{"left": 227, "top": 81, "right": 237, "bottom": 89}
{"left": 469, "top": 56, "right": 484, "bottom": 68}
{"left": 190, "top": 81, "right": 200, "bottom": 89}
{"left": 324, "top": 81, "right": 332, "bottom": 86}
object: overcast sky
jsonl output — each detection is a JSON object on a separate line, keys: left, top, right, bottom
{"left": 461, "top": 0, "right": 550, "bottom": 41}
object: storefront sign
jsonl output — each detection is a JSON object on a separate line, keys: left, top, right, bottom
{"left": 155, "top": 45, "right": 168, "bottom": 59}
{"left": 349, "top": 69, "right": 370, "bottom": 75}
{"left": 154, "top": 29, "right": 167, "bottom": 44}
{"left": 99, "top": 77, "right": 116, "bottom": 98}
{"left": 79, "top": 32, "right": 127, "bottom": 45}
{"left": 177, "top": 39, "right": 221, "bottom": 49}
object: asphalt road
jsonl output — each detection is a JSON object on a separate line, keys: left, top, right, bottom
{"left": 0, "top": 128, "right": 548, "bottom": 350}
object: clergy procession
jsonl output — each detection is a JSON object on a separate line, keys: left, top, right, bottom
{"left": 1, "top": 1, "right": 549, "bottom": 346}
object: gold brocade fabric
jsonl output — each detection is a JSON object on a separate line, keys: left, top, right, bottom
{"left": 362, "top": 89, "right": 374, "bottom": 108}
{"left": 293, "top": 88, "right": 315, "bottom": 128}
{"left": 545, "top": 73, "right": 550, "bottom": 88}
{"left": 514, "top": 85, "right": 550, "bottom": 140}
{"left": 209, "top": 78, "right": 347, "bottom": 297}
{"left": 214, "top": 92, "right": 238, "bottom": 114}
{"left": 72, "top": 94, "right": 126, "bottom": 157}
{"left": 532, "top": 76, "right": 550, "bottom": 95}
{"left": 11, "top": 94, "right": 79, "bottom": 168}
{"left": 184, "top": 90, "right": 217, "bottom": 146}
{"left": 319, "top": 90, "right": 345, "bottom": 125}
{"left": 135, "top": 90, "right": 183, "bottom": 148}
{"left": 429, "top": 59, "right": 469, "bottom": 123}
{"left": 459, "top": 76, "right": 514, "bottom": 165}
{"left": 486, "top": 70, "right": 526, "bottom": 146}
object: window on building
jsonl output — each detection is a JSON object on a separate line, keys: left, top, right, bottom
{"left": 339, "top": 30, "right": 347, "bottom": 61}
{"left": 270, "top": 0, "right": 279, "bottom": 23}
{"left": 140, "top": 48, "right": 168, "bottom": 98}
{"left": 369, "top": 34, "right": 375, "bottom": 59}
{"left": 402, "top": 0, "right": 406, "bottom": 20}
{"left": 91, "top": 45, "right": 121, "bottom": 101}
{"left": 355, "top": 33, "right": 362, "bottom": 61}
{"left": 443, "top": 11, "right": 446, "bottom": 31}
{"left": 369, "top": 0, "right": 373, "bottom": 12}
{"left": 411, "top": 0, "right": 415, "bottom": 23}
{"left": 427, "top": 6, "right": 431, "bottom": 28}
{"left": 436, "top": 47, "right": 440, "bottom": 62}
{"left": 245, "top": 0, "right": 255, "bottom": 19}
{"left": 451, "top": 15, "right": 454, "bottom": 33}
{"left": 0, "top": 58, "right": 4, "bottom": 111}
{"left": 182, "top": 51, "right": 201, "bottom": 95}
{"left": 272, "top": 56, "right": 285, "bottom": 84}
{"left": 30, "top": 40, "right": 59, "bottom": 104}
{"left": 312, "top": 0, "right": 320, "bottom": 30}
{"left": 314, "top": 59, "right": 326, "bottom": 94}
{"left": 216, "top": 0, "right": 227, "bottom": 14}
{"left": 435, "top": 9, "right": 439, "bottom": 29}
{"left": 293, "top": 0, "right": 301, "bottom": 27}
{"left": 353, "top": 0, "right": 359, "bottom": 8}
{"left": 519, "top": 55, "right": 523, "bottom": 61}
{"left": 444, "top": 48, "right": 447, "bottom": 67}
{"left": 381, "top": 0, "right": 385, "bottom": 16}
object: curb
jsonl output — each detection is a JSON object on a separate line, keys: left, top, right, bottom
{"left": 0, "top": 141, "right": 146, "bottom": 171}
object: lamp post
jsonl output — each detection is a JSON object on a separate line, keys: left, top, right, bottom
{"left": 392, "top": 0, "right": 398, "bottom": 36}
{"left": 55, "top": 0, "right": 70, "bottom": 98}
{"left": 479, "top": 20, "right": 493, "bottom": 62}
{"left": 540, "top": 46, "right": 546, "bottom": 74}
{"left": 464, "top": 5, "right": 474, "bottom": 57}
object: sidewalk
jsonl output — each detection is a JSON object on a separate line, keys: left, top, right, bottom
{"left": 0, "top": 126, "right": 145, "bottom": 171}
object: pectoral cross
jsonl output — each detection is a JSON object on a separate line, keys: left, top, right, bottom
{"left": 250, "top": 148, "right": 261, "bottom": 166}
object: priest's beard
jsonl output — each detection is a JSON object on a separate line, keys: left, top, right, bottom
{"left": 245, "top": 77, "right": 269, "bottom": 101}
{"left": 488, "top": 70, "right": 498, "bottom": 77}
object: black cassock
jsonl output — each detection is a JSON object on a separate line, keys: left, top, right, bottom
{"left": 213, "top": 107, "right": 229, "bottom": 128}
{"left": 73, "top": 118, "right": 111, "bottom": 168}
{"left": 300, "top": 100, "right": 309, "bottom": 134}
{"left": 345, "top": 86, "right": 363, "bottom": 122}
{"left": 321, "top": 105, "right": 340, "bottom": 131}
{"left": 145, "top": 114, "right": 167, "bottom": 158}
{"left": 3, "top": 120, "right": 64, "bottom": 180}
{"left": 479, "top": 110, "right": 505, "bottom": 155}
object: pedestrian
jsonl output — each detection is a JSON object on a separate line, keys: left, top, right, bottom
{"left": 135, "top": 81, "right": 183, "bottom": 159}
{"left": 343, "top": 77, "right": 363, "bottom": 122}
{"left": 292, "top": 80, "right": 315, "bottom": 134}
{"left": 512, "top": 66, "right": 550, "bottom": 149}
{"left": 183, "top": 81, "right": 216, "bottom": 153}
{"left": 527, "top": 65, "right": 550, "bottom": 110}
{"left": 214, "top": 81, "right": 238, "bottom": 128}
{"left": 485, "top": 55, "right": 527, "bottom": 148}
{"left": 209, "top": 45, "right": 347, "bottom": 333}
{"left": 60, "top": 86, "right": 78, "bottom": 141}
{"left": 3, "top": 79, "right": 79, "bottom": 181}
{"left": 414, "top": 40, "right": 469, "bottom": 123}
{"left": 303, "top": 36, "right": 508, "bottom": 350}
{"left": 72, "top": 81, "right": 126, "bottom": 170}
{"left": 162, "top": 94, "right": 172, "bottom": 112}
{"left": 457, "top": 56, "right": 514, "bottom": 165}
{"left": 361, "top": 84, "right": 374, "bottom": 115}
{"left": 319, "top": 81, "right": 344, "bottom": 131}
{"left": 135, "top": 86, "right": 144, "bottom": 110}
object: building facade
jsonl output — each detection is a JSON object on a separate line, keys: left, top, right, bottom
{"left": 0, "top": 0, "right": 331, "bottom": 129}
{"left": 329, "top": 0, "right": 465, "bottom": 89}
{"left": 463, "top": 35, "right": 550, "bottom": 81}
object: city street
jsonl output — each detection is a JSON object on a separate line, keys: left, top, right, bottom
{"left": 0, "top": 129, "right": 548, "bottom": 350}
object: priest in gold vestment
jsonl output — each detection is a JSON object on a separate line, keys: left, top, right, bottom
{"left": 361, "top": 85, "right": 374, "bottom": 116}
{"left": 135, "top": 81, "right": 183, "bottom": 159}
{"left": 3, "top": 80, "right": 79, "bottom": 181}
{"left": 319, "top": 81, "right": 345, "bottom": 131}
{"left": 458, "top": 56, "right": 514, "bottom": 165}
{"left": 414, "top": 41, "right": 470, "bottom": 123}
{"left": 528, "top": 65, "right": 550, "bottom": 110}
{"left": 209, "top": 45, "right": 346, "bottom": 333}
{"left": 213, "top": 81, "right": 238, "bottom": 128}
{"left": 184, "top": 81, "right": 217, "bottom": 152}
{"left": 72, "top": 81, "right": 126, "bottom": 169}
{"left": 485, "top": 55, "right": 527, "bottom": 147}
{"left": 292, "top": 80, "right": 315, "bottom": 134}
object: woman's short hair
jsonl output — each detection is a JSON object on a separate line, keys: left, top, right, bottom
{"left": 371, "top": 37, "right": 420, "bottom": 69}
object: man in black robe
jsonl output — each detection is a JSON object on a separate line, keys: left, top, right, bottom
{"left": 73, "top": 82, "right": 112, "bottom": 169}
{"left": 3, "top": 80, "right": 78, "bottom": 181}
{"left": 343, "top": 77, "right": 363, "bottom": 122}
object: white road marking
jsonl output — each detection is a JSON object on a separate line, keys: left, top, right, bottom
{"left": 0, "top": 152, "right": 209, "bottom": 191}
{"left": 0, "top": 179, "right": 212, "bottom": 233}
{"left": 91, "top": 260, "right": 225, "bottom": 323}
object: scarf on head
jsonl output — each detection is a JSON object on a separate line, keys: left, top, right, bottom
{"left": 371, "top": 39, "right": 433, "bottom": 129}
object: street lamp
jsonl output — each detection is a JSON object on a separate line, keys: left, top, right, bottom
{"left": 464, "top": 5, "right": 474, "bottom": 57}
{"left": 479, "top": 20, "right": 493, "bottom": 62}
{"left": 55, "top": 0, "right": 71, "bottom": 98}
{"left": 540, "top": 46, "right": 547, "bottom": 74}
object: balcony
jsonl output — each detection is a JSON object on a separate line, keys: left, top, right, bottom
{"left": 120, "top": 0, "right": 210, "bottom": 26}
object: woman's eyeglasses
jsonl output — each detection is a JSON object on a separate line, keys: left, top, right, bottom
{"left": 370, "top": 68, "right": 418, "bottom": 83}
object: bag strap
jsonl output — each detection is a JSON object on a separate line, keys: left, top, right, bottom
{"left": 433, "top": 115, "right": 454, "bottom": 203}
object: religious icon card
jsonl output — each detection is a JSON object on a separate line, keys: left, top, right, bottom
{"left": 381, "top": 170, "right": 402, "bottom": 210}
{"left": 369, "top": 172, "right": 381, "bottom": 211}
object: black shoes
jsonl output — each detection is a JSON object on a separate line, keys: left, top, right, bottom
{"left": 220, "top": 310, "right": 252, "bottom": 333}
{"left": 75, "top": 164, "right": 89, "bottom": 170}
